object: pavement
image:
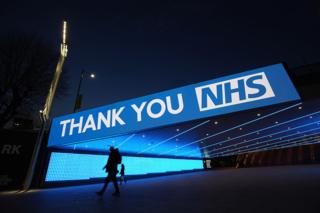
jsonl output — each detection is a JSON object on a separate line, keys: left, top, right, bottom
{"left": 1, "top": 165, "right": 320, "bottom": 213}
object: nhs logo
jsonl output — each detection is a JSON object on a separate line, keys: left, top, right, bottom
{"left": 195, "top": 72, "right": 275, "bottom": 112}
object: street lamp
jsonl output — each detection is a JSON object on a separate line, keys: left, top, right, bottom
{"left": 73, "top": 70, "right": 96, "bottom": 112}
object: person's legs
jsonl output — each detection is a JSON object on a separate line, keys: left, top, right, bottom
{"left": 111, "top": 174, "right": 120, "bottom": 196}
{"left": 97, "top": 175, "right": 111, "bottom": 195}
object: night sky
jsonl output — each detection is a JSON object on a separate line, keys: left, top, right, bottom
{"left": 1, "top": 0, "right": 320, "bottom": 118}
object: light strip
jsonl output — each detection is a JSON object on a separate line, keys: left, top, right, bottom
{"left": 158, "top": 103, "right": 302, "bottom": 156}
{"left": 209, "top": 127, "right": 320, "bottom": 157}
{"left": 62, "top": 21, "right": 67, "bottom": 44}
{"left": 210, "top": 126, "right": 320, "bottom": 157}
{"left": 268, "top": 138, "right": 320, "bottom": 150}
{"left": 205, "top": 120, "right": 320, "bottom": 156}
{"left": 229, "top": 134, "right": 320, "bottom": 156}
{"left": 182, "top": 110, "right": 320, "bottom": 156}
{"left": 116, "top": 134, "right": 136, "bottom": 148}
{"left": 137, "top": 120, "right": 211, "bottom": 154}
{"left": 215, "top": 137, "right": 320, "bottom": 158}
{"left": 225, "top": 136, "right": 320, "bottom": 157}
{"left": 262, "top": 136, "right": 320, "bottom": 151}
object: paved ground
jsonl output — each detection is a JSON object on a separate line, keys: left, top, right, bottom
{"left": 1, "top": 165, "right": 320, "bottom": 213}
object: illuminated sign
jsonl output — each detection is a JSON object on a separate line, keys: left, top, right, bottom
{"left": 45, "top": 152, "right": 203, "bottom": 181}
{"left": 48, "top": 63, "right": 300, "bottom": 147}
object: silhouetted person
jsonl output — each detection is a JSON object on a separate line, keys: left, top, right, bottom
{"left": 96, "top": 147, "right": 122, "bottom": 197}
{"left": 120, "top": 164, "right": 127, "bottom": 185}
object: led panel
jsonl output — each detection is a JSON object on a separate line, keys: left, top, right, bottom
{"left": 45, "top": 152, "right": 204, "bottom": 182}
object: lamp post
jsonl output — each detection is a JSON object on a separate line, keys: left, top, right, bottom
{"left": 73, "top": 70, "right": 96, "bottom": 112}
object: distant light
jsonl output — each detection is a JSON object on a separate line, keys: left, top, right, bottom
{"left": 257, "top": 113, "right": 261, "bottom": 117}
{"left": 298, "top": 106, "right": 302, "bottom": 110}
{"left": 175, "top": 138, "right": 179, "bottom": 141}
{"left": 142, "top": 134, "right": 146, "bottom": 138}
{"left": 90, "top": 73, "right": 96, "bottom": 79}
{"left": 39, "top": 110, "right": 43, "bottom": 113}
{"left": 275, "top": 121, "right": 279, "bottom": 124}
{"left": 176, "top": 128, "right": 180, "bottom": 132}
{"left": 310, "top": 116, "right": 313, "bottom": 119}
{"left": 239, "top": 128, "right": 242, "bottom": 130}
{"left": 214, "top": 121, "right": 219, "bottom": 125}
{"left": 206, "top": 133, "right": 209, "bottom": 136}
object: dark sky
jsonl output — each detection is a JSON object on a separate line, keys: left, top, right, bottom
{"left": 1, "top": 0, "right": 320, "bottom": 117}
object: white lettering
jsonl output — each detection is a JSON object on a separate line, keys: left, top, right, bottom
{"left": 112, "top": 107, "right": 126, "bottom": 126}
{"left": 195, "top": 72, "right": 275, "bottom": 112}
{"left": 60, "top": 120, "right": 71, "bottom": 137}
{"left": 97, "top": 111, "right": 111, "bottom": 129}
{"left": 131, "top": 102, "right": 147, "bottom": 122}
{"left": 147, "top": 99, "right": 166, "bottom": 119}
{"left": 166, "top": 93, "right": 184, "bottom": 115}
{"left": 82, "top": 114, "right": 97, "bottom": 133}
{"left": 69, "top": 116, "right": 83, "bottom": 135}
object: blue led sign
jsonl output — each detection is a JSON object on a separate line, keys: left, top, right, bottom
{"left": 48, "top": 63, "right": 300, "bottom": 147}
{"left": 45, "top": 152, "right": 204, "bottom": 181}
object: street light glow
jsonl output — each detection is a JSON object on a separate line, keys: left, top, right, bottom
{"left": 62, "top": 21, "right": 67, "bottom": 44}
{"left": 90, "top": 73, "right": 96, "bottom": 78}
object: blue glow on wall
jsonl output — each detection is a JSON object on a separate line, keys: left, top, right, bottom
{"left": 45, "top": 152, "right": 204, "bottom": 182}
{"left": 61, "top": 133, "right": 203, "bottom": 158}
